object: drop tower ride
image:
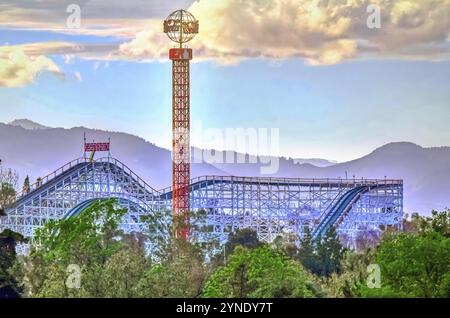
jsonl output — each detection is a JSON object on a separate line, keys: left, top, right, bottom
{"left": 163, "top": 10, "right": 199, "bottom": 239}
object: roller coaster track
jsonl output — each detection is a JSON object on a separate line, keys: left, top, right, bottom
{"left": 311, "top": 184, "right": 393, "bottom": 240}
{"left": 63, "top": 198, "right": 100, "bottom": 220}
{"left": 1, "top": 157, "right": 403, "bottom": 245}
{"left": 63, "top": 197, "right": 146, "bottom": 220}
{"left": 7, "top": 157, "right": 160, "bottom": 210}
{"left": 13, "top": 161, "right": 89, "bottom": 208}
{"left": 9, "top": 157, "right": 399, "bottom": 208}
{"left": 63, "top": 185, "right": 382, "bottom": 240}
{"left": 312, "top": 186, "right": 368, "bottom": 240}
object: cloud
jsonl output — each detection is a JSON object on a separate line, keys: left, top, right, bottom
{"left": 21, "top": 41, "right": 119, "bottom": 61}
{"left": 0, "top": 0, "right": 448, "bottom": 66}
{"left": 118, "top": 0, "right": 450, "bottom": 65}
{"left": 0, "top": 46, "right": 63, "bottom": 87}
{"left": 190, "top": 0, "right": 450, "bottom": 64}
{"left": 19, "top": 41, "right": 83, "bottom": 56}
{"left": 118, "top": 22, "right": 167, "bottom": 61}
{"left": 186, "top": 0, "right": 358, "bottom": 65}
{"left": 0, "top": 0, "right": 194, "bottom": 38}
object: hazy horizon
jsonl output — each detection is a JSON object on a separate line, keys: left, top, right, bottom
{"left": 4, "top": 118, "right": 450, "bottom": 165}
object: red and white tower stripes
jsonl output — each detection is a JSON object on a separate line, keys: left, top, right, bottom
{"left": 164, "top": 10, "right": 199, "bottom": 239}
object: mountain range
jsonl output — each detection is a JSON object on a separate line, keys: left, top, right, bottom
{"left": 1, "top": 119, "right": 449, "bottom": 215}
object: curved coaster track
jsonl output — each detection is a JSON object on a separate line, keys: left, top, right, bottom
{"left": 0, "top": 157, "right": 403, "bottom": 249}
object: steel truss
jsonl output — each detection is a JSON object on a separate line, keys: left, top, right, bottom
{"left": 337, "top": 186, "right": 403, "bottom": 248}
{"left": 0, "top": 157, "right": 403, "bottom": 249}
{"left": 171, "top": 53, "right": 191, "bottom": 240}
{"left": 1, "top": 158, "right": 162, "bottom": 238}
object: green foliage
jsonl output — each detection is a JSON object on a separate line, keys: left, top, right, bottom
{"left": 320, "top": 249, "right": 376, "bottom": 298}
{"left": 271, "top": 233, "right": 299, "bottom": 260}
{"left": 0, "top": 183, "right": 15, "bottom": 207}
{"left": 321, "top": 210, "right": 450, "bottom": 298}
{"left": 402, "top": 212, "right": 422, "bottom": 233}
{"left": 418, "top": 210, "right": 450, "bottom": 237}
{"left": 225, "top": 228, "right": 262, "bottom": 253}
{"left": 143, "top": 208, "right": 219, "bottom": 263}
{"left": 141, "top": 208, "right": 174, "bottom": 262}
{"left": 366, "top": 231, "right": 450, "bottom": 297}
{"left": 438, "top": 271, "right": 450, "bottom": 296}
{"left": 8, "top": 202, "right": 450, "bottom": 298}
{"left": 316, "top": 227, "right": 346, "bottom": 277}
{"left": 0, "top": 229, "right": 26, "bottom": 297}
{"left": 94, "top": 245, "right": 149, "bottom": 298}
{"left": 0, "top": 229, "right": 26, "bottom": 270}
{"left": 209, "top": 228, "right": 263, "bottom": 268}
{"left": 298, "top": 227, "right": 316, "bottom": 271}
{"left": 20, "top": 199, "right": 131, "bottom": 297}
{"left": 0, "top": 166, "right": 18, "bottom": 208}
{"left": 18, "top": 201, "right": 213, "bottom": 298}
{"left": 298, "top": 226, "right": 346, "bottom": 278}
{"left": 135, "top": 240, "right": 207, "bottom": 298}
{"left": 33, "top": 199, "right": 127, "bottom": 264}
{"left": 203, "top": 245, "right": 319, "bottom": 298}
{"left": 345, "top": 210, "right": 450, "bottom": 298}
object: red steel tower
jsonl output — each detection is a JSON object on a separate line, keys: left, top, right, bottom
{"left": 164, "top": 10, "right": 199, "bottom": 239}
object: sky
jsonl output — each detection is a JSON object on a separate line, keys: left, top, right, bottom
{"left": 0, "top": 0, "right": 449, "bottom": 162}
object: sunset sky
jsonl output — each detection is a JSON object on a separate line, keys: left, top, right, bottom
{"left": 0, "top": 0, "right": 449, "bottom": 162}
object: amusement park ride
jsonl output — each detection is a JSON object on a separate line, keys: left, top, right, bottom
{"left": 0, "top": 10, "right": 403, "bottom": 252}
{"left": 164, "top": 9, "right": 199, "bottom": 239}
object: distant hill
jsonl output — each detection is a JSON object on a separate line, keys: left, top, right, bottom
{"left": 285, "top": 142, "right": 450, "bottom": 215}
{"left": 8, "top": 119, "right": 49, "bottom": 130}
{"left": 0, "top": 120, "right": 449, "bottom": 215}
{"left": 293, "top": 158, "right": 338, "bottom": 167}
{"left": 0, "top": 122, "right": 226, "bottom": 190}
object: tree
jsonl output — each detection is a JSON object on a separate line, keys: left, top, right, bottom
{"left": 18, "top": 201, "right": 215, "bottom": 298}
{"left": 402, "top": 212, "right": 422, "bottom": 234}
{"left": 315, "top": 227, "right": 346, "bottom": 277}
{"left": 419, "top": 210, "right": 449, "bottom": 237}
{"left": 207, "top": 228, "right": 263, "bottom": 268}
{"left": 311, "top": 210, "right": 450, "bottom": 298}
{"left": 225, "top": 228, "right": 262, "bottom": 253}
{"left": 203, "top": 245, "right": 320, "bottom": 298}
{"left": 321, "top": 248, "right": 376, "bottom": 298}
{"left": 359, "top": 211, "right": 450, "bottom": 297}
{"left": 0, "top": 166, "right": 18, "bottom": 209}
{"left": 0, "top": 229, "right": 27, "bottom": 298}
{"left": 271, "top": 233, "right": 299, "bottom": 260}
{"left": 34, "top": 198, "right": 126, "bottom": 264}
{"left": 19, "top": 198, "right": 129, "bottom": 297}
{"left": 135, "top": 239, "right": 207, "bottom": 298}
{"left": 143, "top": 208, "right": 218, "bottom": 264}
{"left": 298, "top": 226, "right": 317, "bottom": 273}
{"left": 22, "top": 175, "right": 30, "bottom": 194}
{"left": 298, "top": 226, "right": 345, "bottom": 278}
{"left": 94, "top": 243, "right": 149, "bottom": 298}
{"left": 360, "top": 231, "right": 450, "bottom": 297}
